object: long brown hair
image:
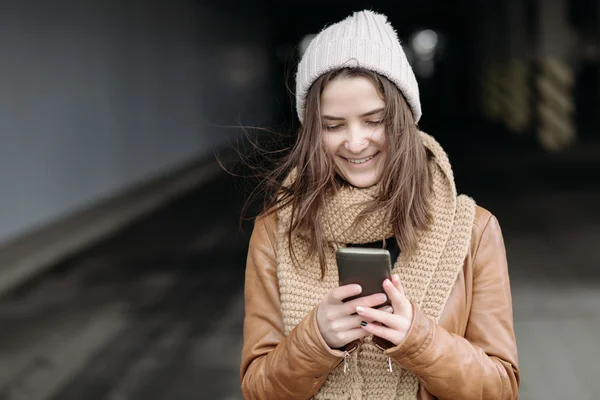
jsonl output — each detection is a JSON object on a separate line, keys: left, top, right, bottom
{"left": 254, "top": 67, "right": 432, "bottom": 277}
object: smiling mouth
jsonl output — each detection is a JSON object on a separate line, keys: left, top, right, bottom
{"left": 344, "top": 152, "right": 379, "bottom": 164}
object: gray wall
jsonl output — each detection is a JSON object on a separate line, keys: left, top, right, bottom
{"left": 0, "top": 1, "right": 275, "bottom": 245}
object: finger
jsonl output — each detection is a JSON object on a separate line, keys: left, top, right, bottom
{"left": 340, "top": 327, "right": 370, "bottom": 344}
{"left": 355, "top": 306, "right": 401, "bottom": 330}
{"left": 377, "top": 305, "right": 394, "bottom": 313}
{"left": 360, "top": 321, "right": 401, "bottom": 346}
{"left": 391, "top": 274, "right": 407, "bottom": 297}
{"left": 383, "top": 277, "right": 409, "bottom": 313}
{"left": 329, "top": 284, "right": 362, "bottom": 304}
{"left": 331, "top": 315, "right": 376, "bottom": 331}
{"left": 343, "top": 292, "right": 388, "bottom": 315}
{"left": 392, "top": 274, "right": 412, "bottom": 310}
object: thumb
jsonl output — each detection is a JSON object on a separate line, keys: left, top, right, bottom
{"left": 391, "top": 274, "right": 410, "bottom": 306}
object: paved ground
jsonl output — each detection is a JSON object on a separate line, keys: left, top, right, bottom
{"left": 452, "top": 132, "right": 600, "bottom": 400}
{"left": 0, "top": 133, "right": 599, "bottom": 400}
{"left": 0, "top": 175, "right": 249, "bottom": 400}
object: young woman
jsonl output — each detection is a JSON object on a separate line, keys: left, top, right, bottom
{"left": 240, "top": 10, "right": 520, "bottom": 400}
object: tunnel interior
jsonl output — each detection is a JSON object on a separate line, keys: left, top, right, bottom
{"left": 0, "top": 1, "right": 598, "bottom": 399}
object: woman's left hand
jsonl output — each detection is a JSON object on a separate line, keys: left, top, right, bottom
{"left": 356, "top": 274, "right": 414, "bottom": 346}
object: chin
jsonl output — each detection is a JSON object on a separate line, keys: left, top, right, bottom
{"left": 339, "top": 172, "right": 380, "bottom": 188}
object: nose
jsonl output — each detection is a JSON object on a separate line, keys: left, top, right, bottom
{"left": 344, "top": 127, "right": 369, "bottom": 154}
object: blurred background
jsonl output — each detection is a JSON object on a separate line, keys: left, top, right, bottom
{"left": 0, "top": 0, "right": 598, "bottom": 399}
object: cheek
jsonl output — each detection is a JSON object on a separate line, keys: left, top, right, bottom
{"left": 379, "top": 128, "right": 387, "bottom": 149}
{"left": 372, "top": 128, "right": 387, "bottom": 150}
{"left": 322, "top": 135, "right": 341, "bottom": 155}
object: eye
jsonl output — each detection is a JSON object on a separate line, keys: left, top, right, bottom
{"left": 324, "top": 124, "right": 343, "bottom": 131}
{"left": 366, "top": 120, "right": 383, "bottom": 126}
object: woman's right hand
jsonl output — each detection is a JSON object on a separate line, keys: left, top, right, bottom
{"left": 316, "top": 284, "right": 389, "bottom": 349}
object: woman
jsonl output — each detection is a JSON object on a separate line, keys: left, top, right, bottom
{"left": 240, "top": 10, "right": 519, "bottom": 400}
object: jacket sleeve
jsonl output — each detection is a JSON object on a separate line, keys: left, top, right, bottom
{"left": 385, "top": 214, "right": 520, "bottom": 400}
{"left": 240, "top": 216, "right": 344, "bottom": 400}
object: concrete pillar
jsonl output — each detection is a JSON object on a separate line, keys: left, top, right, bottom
{"left": 503, "top": 0, "right": 532, "bottom": 134}
{"left": 479, "top": 0, "right": 533, "bottom": 134}
{"left": 535, "top": 0, "right": 578, "bottom": 151}
{"left": 480, "top": 0, "right": 509, "bottom": 123}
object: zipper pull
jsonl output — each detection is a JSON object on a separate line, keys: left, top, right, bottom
{"left": 343, "top": 351, "right": 351, "bottom": 373}
{"left": 387, "top": 356, "right": 393, "bottom": 373}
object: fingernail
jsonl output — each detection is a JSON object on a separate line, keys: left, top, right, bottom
{"left": 393, "top": 274, "right": 400, "bottom": 281}
{"left": 384, "top": 306, "right": 393, "bottom": 313}
{"left": 384, "top": 279, "right": 392, "bottom": 286}
{"left": 356, "top": 306, "right": 364, "bottom": 313}
{"left": 360, "top": 321, "right": 367, "bottom": 327}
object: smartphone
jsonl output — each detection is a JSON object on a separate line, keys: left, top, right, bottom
{"left": 336, "top": 247, "right": 392, "bottom": 306}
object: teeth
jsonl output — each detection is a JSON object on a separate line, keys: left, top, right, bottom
{"left": 347, "top": 155, "right": 374, "bottom": 164}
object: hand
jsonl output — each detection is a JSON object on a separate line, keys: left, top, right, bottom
{"left": 317, "top": 284, "right": 389, "bottom": 349}
{"left": 356, "top": 274, "right": 414, "bottom": 346}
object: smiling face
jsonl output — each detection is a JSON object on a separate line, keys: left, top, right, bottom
{"left": 320, "top": 76, "right": 386, "bottom": 188}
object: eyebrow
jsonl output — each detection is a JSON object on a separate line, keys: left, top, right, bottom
{"left": 322, "top": 108, "right": 384, "bottom": 120}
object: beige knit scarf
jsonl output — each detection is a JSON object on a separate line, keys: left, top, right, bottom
{"left": 276, "top": 132, "right": 475, "bottom": 399}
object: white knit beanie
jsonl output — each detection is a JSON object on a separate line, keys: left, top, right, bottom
{"left": 295, "top": 10, "right": 421, "bottom": 124}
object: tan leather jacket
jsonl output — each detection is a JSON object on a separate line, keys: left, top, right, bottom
{"left": 240, "top": 206, "right": 520, "bottom": 399}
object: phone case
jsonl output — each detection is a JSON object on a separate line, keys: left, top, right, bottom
{"left": 336, "top": 248, "right": 392, "bottom": 306}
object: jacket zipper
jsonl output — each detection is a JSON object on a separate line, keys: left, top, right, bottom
{"left": 330, "top": 346, "right": 394, "bottom": 375}
{"left": 329, "top": 345, "right": 358, "bottom": 374}
{"left": 343, "top": 350, "right": 352, "bottom": 373}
